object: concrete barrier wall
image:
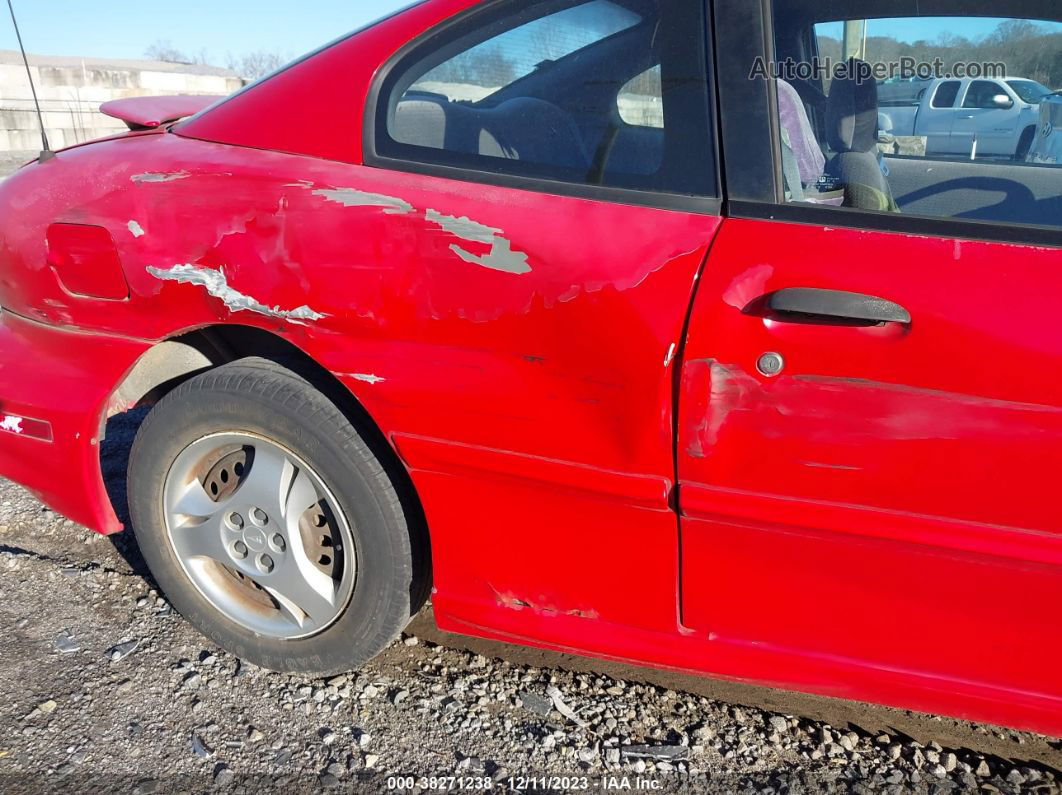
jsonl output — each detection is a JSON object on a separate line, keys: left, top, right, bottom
{"left": 0, "top": 51, "right": 244, "bottom": 151}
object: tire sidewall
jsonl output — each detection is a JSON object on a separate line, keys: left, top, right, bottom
{"left": 128, "top": 363, "right": 412, "bottom": 674}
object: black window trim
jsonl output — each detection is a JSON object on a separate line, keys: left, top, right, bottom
{"left": 362, "top": 0, "right": 722, "bottom": 216}
{"left": 729, "top": 199, "right": 1062, "bottom": 248}
{"left": 717, "top": 0, "right": 1062, "bottom": 249}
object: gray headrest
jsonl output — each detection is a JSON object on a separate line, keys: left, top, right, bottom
{"left": 827, "top": 59, "right": 878, "bottom": 154}
{"left": 483, "top": 97, "right": 591, "bottom": 169}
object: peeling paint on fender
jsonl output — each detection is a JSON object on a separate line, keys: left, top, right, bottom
{"left": 131, "top": 171, "right": 192, "bottom": 183}
{"left": 310, "top": 187, "right": 413, "bottom": 215}
{"left": 425, "top": 209, "right": 500, "bottom": 244}
{"left": 127, "top": 220, "right": 145, "bottom": 238}
{"left": 426, "top": 209, "right": 531, "bottom": 275}
{"left": 492, "top": 587, "right": 599, "bottom": 620}
{"left": 345, "top": 373, "right": 386, "bottom": 385}
{"left": 451, "top": 236, "right": 531, "bottom": 275}
{"left": 146, "top": 265, "right": 327, "bottom": 323}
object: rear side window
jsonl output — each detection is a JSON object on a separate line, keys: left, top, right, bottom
{"left": 932, "top": 81, "right": 961, "bottom": 108}
{"left": 374, "top": 0, "right": 716, "bottom": 197}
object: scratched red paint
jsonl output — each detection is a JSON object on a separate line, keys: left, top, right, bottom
{"left": 0, "top": 0, "right": 1060, "bottom": 738}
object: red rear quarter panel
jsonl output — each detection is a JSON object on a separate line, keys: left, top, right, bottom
{"left": 0, "top": 126, "right": 716, "bottom": 643}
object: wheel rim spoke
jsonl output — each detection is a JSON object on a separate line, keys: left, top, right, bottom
{"left": 235, "top": 443, "right": 296, "bottom": 520}
{"left": 261, "top": 555, "right": 338, "bottom": 629}
{"left": 172, "top": 477, "right": 229, "bottom": 521}
{"left": 162, "top": 431, "right": 356, "bottom": 639}
{"left": 169, "top": 512, "right": 230, "bottom": 564}
{"left": 284, "top": 467, "right": 320, "bottom": 533}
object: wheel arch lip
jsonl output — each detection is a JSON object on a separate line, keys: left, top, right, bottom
{"left": 0, "top": 309, "right": 423, "bottom": 542}
{"left": 97, "top": 323, "right": 427, "bottom": 537}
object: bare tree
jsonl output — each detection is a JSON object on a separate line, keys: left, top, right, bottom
{"left": 144, "top": 39, "right": 192, "bottom": 64}
{"left": 226, "top": 51, "right": 289, "bottom": 81}
{"left": 144, "top": 40, "right": 215, "bottom": 66}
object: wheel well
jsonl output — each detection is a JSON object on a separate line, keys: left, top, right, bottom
{"left": 105, "top": 325, "right": 433, "bottom": 609}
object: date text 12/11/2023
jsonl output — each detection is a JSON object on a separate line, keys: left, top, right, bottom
{"left": 385, "top": 775, "right": 665, "bottom": 790}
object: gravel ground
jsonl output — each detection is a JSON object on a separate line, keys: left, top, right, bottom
{"left": 1, "top": 152, "right": 1060, "bottom": 793}
{"left": 0, "top": 412, "right": 1060, "bottom": 794}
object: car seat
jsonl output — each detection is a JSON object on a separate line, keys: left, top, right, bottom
{"left": 825, "top": 59, "right": 899, "bottom": 212}
{"left": 777, "top": 79, "right": 825, "bottom": 201}
{"left": 392, "top": 95, "right": 591, "bottom": 172}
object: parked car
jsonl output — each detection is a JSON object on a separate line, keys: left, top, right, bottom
{"left": 876, "top": 75, "right": 934, "bottom": 108}
{"left": 0, "top": 0, "right": 1060, "bottom": 738}
{"left": 1028, "top": 92, "right": 1062, "bottom": 164}
{"left": 878, "top": 76, "right": 1051, "bottom": 159}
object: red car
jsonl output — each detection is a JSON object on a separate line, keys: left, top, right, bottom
{"left": 2, "top": 0, "right": 1060, "bottom": 736}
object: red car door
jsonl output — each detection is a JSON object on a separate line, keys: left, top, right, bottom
{"left": 678, "top": 221, "right": 1062, "bottom": 705}
{"left": 677, "top": 0, "right": 1062, "bottom": 730}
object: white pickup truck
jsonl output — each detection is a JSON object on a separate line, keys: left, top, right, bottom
{"left": 878, "top": 76, "right": 1053, "bottom": 160}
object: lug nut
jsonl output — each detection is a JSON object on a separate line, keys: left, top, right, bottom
{"left": 233, "top": 541, "right": 248, "bottom": 559}
{"left": 228, "top": 512, "right": 244, "bottom": 530}
{"left": 271, "top": 534, "right": 286, "bottom": 552}
{"left": 259, "top": 555, "right": 274, "bottom": 574}
{"left": 250, "top": 507, "right": 269, "bottom": 526}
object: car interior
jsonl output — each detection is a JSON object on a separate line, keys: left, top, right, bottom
{"left": 384, "top": 0, "right": 713, "bottom": 195}
{"left": 772, "top": 0, "right": 1061, "bottom": 228}
{"left": 385, "top": 0, "right": 1058, "bottom": 228}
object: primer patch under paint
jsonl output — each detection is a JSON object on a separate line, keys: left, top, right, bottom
{"left": 146, "top": 264, "right": 327, "bottom": 323}
{"left": 425, "top": 209, "right": 531, "bottom": 274}
{"left": 347, "top": 373, "right": 386, "bottom": 385}
{"left": 0, "top": 414, "right": 24, "bottom": 434}
{"left": 664, "top": 343, "right": 678, "bottom": 368}
{"left": 311, "top": 187, "right": 413, "bottom": 215}
{"left": 131, "top": 170, "right": 192, "bottom": 183}
{"left": 127, "top": 220, "right": 145, "bottom": 238}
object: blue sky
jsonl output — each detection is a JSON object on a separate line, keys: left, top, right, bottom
{"left": 0, "top": 1, "right": 414, "bottom": 63}
{"left": 3, "top": 4, "right": 1060, "bottom": 65}
{"left": 818, "top": 16, "right": 1062, "bottom": 43}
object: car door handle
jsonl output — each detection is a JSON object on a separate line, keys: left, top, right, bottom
{"left": 768, "top": 288, "right": 911, "bottom": 324}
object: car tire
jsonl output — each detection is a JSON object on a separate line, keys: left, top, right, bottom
{"left": 1015, "top": 126, "right": 1036, "bottom": 161}
{"left": 127, "top": 357, "right": 425, "bottom": 674}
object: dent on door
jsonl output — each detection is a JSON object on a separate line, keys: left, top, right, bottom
{"left": 677, "top": 218, "right": 1062, "bottom": 704}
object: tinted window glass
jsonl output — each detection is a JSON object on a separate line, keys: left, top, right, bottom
{"left": 377, "top": 0, "right": 716, "bottom": 197}
{"left": 1007, "top": 79, "right": 1052, "bottom": 103}
{"left": 771, "top": 6, "right": 1060, "bottom": 229}
{"left": 932, "top": 80, "right": 961, "bottom": 108}
{"left": 409, "top": 2, "right": 640, "bottom": 103}
{"left": 964, "top": 80, "right": 1009, "bottom": 108}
